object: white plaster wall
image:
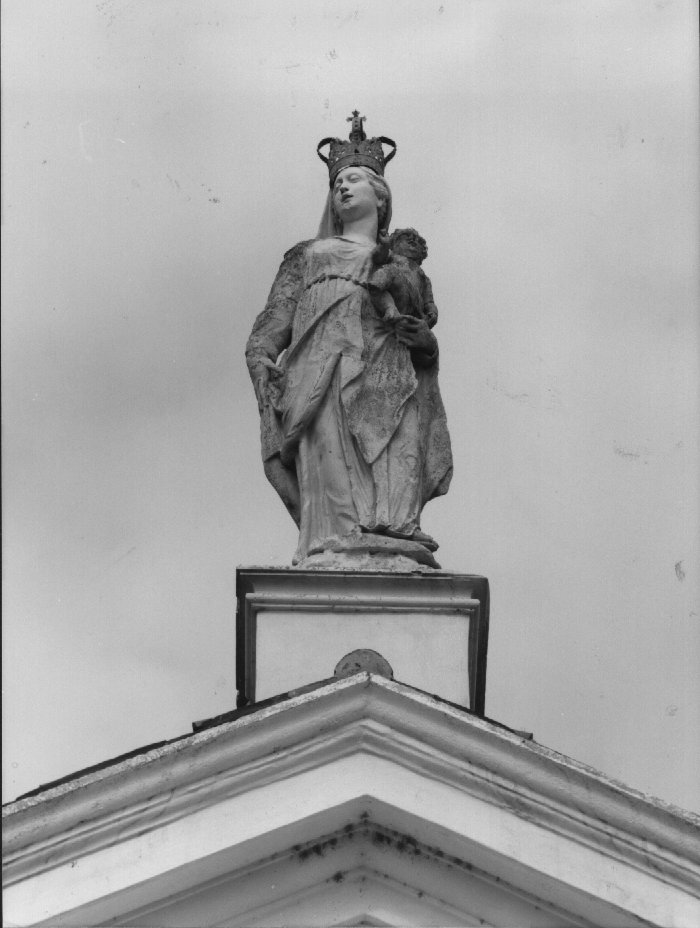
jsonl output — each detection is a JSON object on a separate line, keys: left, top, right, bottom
{"left": 256, "top": 610, "right": 472, "bottom": 704}
{"left": 2, "top": 0, "right": 699, "bottom": 811}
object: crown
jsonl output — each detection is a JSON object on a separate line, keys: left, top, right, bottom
{"left": 317, "top": 111, "right": 397, "bottom": 186}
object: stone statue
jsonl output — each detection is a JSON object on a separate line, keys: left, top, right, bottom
{"left": 246, "top": 112, "right": 452, "bottom": 568}
{"left": 368, "top": 227, "right": 439, "bottom": 328}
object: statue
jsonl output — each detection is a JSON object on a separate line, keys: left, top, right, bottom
{"left": 246, "top": 112, "right": 452, "bottom": 568}
{"left": 368, "top": 227, "right": 439, "bottom": 328}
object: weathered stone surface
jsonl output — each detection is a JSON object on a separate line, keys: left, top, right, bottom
{"left": 334, "top": 649, "right": 394, "bottom": 680}
{"left": 246, "top": 127, "right": 452, "bottom": 569}
{"left": 298, "top": 531, "right": 441, "bottom": 570}
{"left": 368, "top": 227, "right": 438, "bottom": 328}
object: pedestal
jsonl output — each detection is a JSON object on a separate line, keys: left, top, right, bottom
{"left": 236, "top": 567, "right": 489, "bottom": 714}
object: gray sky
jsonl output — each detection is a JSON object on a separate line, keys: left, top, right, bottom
{"left": 2, "top": 0, "right": 699, "bottom": 811}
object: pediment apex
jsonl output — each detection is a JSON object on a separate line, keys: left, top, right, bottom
{"left": 5, "top": 673, "right": 698, "bottom": 869}
{"left": 4, "top": 675, "right": 700, "bottom": 927}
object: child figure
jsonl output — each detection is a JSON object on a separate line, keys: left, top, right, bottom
{"left": 368, "top": 227, "right": 439, "bottom": 328}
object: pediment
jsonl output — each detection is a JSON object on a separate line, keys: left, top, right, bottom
{"left": 93, "top": 808, "right": 650, "bottom": 928}
{"left": 4, "top": 674, "right": 699, "bottom": 927}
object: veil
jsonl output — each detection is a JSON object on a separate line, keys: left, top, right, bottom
{"left": 316, "top": 189, "right": 339, "bottom": 239}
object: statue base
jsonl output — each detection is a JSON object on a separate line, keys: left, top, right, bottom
{"left": 236, "top": 566, "right": 489, "bottom": 714}
{"left": 298, "top": 531, "right": 441, "bottom": 570}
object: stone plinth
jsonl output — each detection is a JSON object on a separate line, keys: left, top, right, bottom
{"left": 236, "top": 568, "right": 489, "bottom": 713}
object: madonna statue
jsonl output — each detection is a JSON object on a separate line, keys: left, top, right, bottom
{"left": 246, "top": 112, "right": 452, "bottom": 569}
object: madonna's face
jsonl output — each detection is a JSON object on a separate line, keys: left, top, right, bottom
{"left": 332, "top": 167, "right": 381, "bottom": 225}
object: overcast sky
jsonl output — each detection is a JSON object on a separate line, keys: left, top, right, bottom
{"left": 2, "top": 0, "right": 699, "bottom": 812}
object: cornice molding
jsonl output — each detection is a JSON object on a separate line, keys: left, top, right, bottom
{"left": 4, "top": 674, "right": 699, "bottom": 903}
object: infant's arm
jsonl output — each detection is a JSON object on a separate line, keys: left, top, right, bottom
{"left": 371, "top": 231, "right": 393, "bottom": 268}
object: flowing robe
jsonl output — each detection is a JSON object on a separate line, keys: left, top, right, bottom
{"left": 246, "top": 236, "right": 453, "bottom": 562}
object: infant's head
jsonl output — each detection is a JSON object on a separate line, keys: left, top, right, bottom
{"left": 391, "top": 228, "right": 428, "bottom": 264}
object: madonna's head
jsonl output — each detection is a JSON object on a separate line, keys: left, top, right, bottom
{"left": 318, "top": 165, "right": 392, "bottom": 239}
